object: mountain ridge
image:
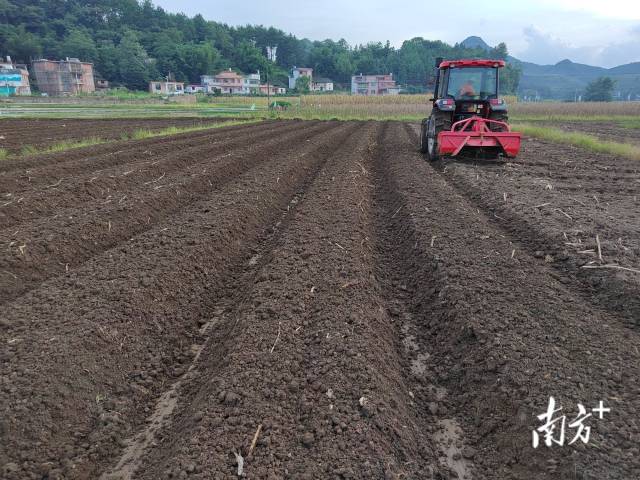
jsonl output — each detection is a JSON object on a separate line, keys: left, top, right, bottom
{"left": 460, "top": 36, "right": 640, "bottom": 99}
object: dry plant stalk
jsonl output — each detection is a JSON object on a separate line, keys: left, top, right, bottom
{"left": 248, "top": 424, "right": 263, "bottom": 458}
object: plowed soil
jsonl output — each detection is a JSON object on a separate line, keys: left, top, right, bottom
{"left": 0, "top": 118, "right": 237, "bottom": 154}
{"left": 1, "top": 120, "right": 639, "bottom": 480}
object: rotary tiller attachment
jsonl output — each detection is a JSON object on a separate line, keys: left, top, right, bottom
{"left": 438, "top": 116, "right": 521, "bottom": 159}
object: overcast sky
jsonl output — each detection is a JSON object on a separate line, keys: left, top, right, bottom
{"left": 153, "top": 0, "right": 640, "bottom": 67}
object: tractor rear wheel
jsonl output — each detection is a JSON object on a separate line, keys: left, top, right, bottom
{"left": 489, "top": 112, "right": 509, "bottom": 131}
{"left": 419, "top": 119, "right": 429, "bottom": 154}
{"left": 425, "top": 115, "right": 451, "bottom": 161}
{"left": 425, "top": 117, "right": 439, "bottom": 161}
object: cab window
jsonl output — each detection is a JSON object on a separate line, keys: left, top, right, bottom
{"left": 446, "top": 67, "right": 497, "bottom": 100}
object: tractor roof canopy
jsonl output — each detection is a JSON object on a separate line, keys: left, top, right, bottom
{"left": 439, "top": 59, "right": 505, "bottom": 69}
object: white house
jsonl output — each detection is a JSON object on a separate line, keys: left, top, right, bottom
{"left": 289, "top": 67, "right": 313, "bottom": 90}
{"left": 185, "top": 84, "right": 205, "bottom": 94}
{"left": 242, "top": 72, "right": 261, "bottom": 94}
{"left": 201, "top": 71, "right": 266, "bottom": 95}
{"left": 149, "top": 81, "right": 184, "bottom": 95}
{"left": 312, "top": 77, "right": 334, "bottom": 92}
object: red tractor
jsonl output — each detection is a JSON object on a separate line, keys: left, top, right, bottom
{"left": 420, "top": 58, "right": 521, "bottom": 160}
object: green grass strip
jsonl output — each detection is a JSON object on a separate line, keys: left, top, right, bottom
{"left": 514, "top": 123, "right": 640, "bottom": 160}
{"left": 618, "top": 119, "right": 640, "bottom": 129}
{"left": 2, "top": 119, "right": 260, "bottom": 160}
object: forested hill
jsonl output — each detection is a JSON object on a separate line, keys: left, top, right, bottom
{"left": 0, "top": 0, "right": 521, "bottom": 92}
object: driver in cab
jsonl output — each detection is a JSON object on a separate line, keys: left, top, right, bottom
{"left": 458, "top": 80, "right": 476, "bottom": 97}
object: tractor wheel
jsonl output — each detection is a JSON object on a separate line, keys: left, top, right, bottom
{"left": 426, "top": 117, "right": 439, "bottom": 161}
{"left": 489, "top": 113, "right": 509, "bottom": 131}
{"left": 419, "top": 119, "right": 429, "bottom": 153}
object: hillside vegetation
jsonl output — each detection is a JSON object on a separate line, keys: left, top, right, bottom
{"left": 0, "top": 0, "right": 520, "bottom": 92}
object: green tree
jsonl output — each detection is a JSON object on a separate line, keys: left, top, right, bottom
{"left": 117, "top": 30, "right": 157, "bottom": 90}
{"left": 60, "top": 29, "right": 97, "bottom": 61}
{"left": 501, "top": 64, "right": 522, "bottom": 95}
{"left": 4, "top": 26, "right": 42, "bottom": 62}
{"left": 489, "top": 42, "right": 508, "bottom": 60}
{"left": 584, "top": 77, "right": 616, "bottom": 102}
{"left": 233, "top": 40, "right": 267, "bottom": 74}
{"left": 295, "top": 75, "right": 310, "bottom": 93}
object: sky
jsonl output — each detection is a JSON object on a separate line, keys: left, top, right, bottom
{"left": 153, "top": 0, "right": 640, "bottom": 67}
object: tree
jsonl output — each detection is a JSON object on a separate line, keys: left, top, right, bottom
{"left": 501, "top": 64, "right": 522, "bottom": 95}
{"left": 3, "top": 26, "right": 42, "bottom": 62}
{"left": 60, "top": 29, "right": 97, "bottom": 61}
{"left": 117, "top": 30, "right": 157, "bottom": 90}
{"left": 295, "top": 75, "right": 310, "bottom": 93}
{"left": 584, "top": 77, "right": 616, "bottom": 102}
{"left": 489, "top": 42, "right": 508, "bottom": 60}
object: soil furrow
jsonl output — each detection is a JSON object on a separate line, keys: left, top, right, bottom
{"left": 0, "top": 120, "right": 287, "bottom": 198}
{"left": 126, "top": 122, "right": 443, "bottom": 480}
{"left": 0, "top": 122, "right": 314, "bottom": 230}
{"left": 0, "top": 121, "right": 358, "bottom": 480}
{"left": 414, "top": 128, "right": 640, "bottom": 327}
{"left": 0, "top": 119, "right": 271, "bottom": 176}
{"left": 99, "top": 121, "right": 365, "bottom": 480}
{"left": 0, "top": 118, "right": 240, "bottom": 154}
{"left": 0, "top": 122, "right": 336, "bottom": 304}
{"left": 377, "top": 122, "right": 640, "bottom": 479}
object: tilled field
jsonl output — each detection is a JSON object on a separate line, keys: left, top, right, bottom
{"left": 1, "top": 120, "right": 639, "bottom": 480}
{"left": 0, "top": 118, "right": 239, "bottom": 154}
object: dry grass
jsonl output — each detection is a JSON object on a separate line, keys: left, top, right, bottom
{"left": 515, "top": 123, "right": 640, "bottom": 160}
{"left": 274, "top": 94, "right": 518, "bottom": 120}
{"left": 510, "top": 101, "right": 640, "bottom": 121}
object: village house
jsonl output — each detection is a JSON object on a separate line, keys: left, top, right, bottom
{"left": 200, "top": 70, "right": 285, "bottom": 95}
{"left": 0, "top": 57, "right": 30, "bottom": 96}
{"left": 242, "top": 72, "right": 261, "bottom": 94}
{"left": 185, "top": 84, "right": 205, "bottom": 94}
{"left": 32, "top": 58, "right": 95, "bottom": 96}
{"left": 351, "top": 73, "right": 399, "bottom": 95}
{"left": 149, "top": 80, "right": 184, "bottom": 95}
{"left": 312, "top": 77, "right": 334, "bottom": 92}
{"left": 288, "top": 67, "right": 313, "bottom": 90}
{"left": 259, "top": 84, "right": 287, "bottom": 95}
{"left": 201, "top": 69, "right": 244, "bottom": 94}
{"left": 289, "top": 67, "right": 334, "bottom": 92}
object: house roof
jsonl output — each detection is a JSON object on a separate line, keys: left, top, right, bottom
{"left": 314, "top": 77, "right": 333, "bottom": 84}
{"left": 215, "top": 70, "right": 243, "bottom": 78}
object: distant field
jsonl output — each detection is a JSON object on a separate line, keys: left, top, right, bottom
{"left": 510, "top": 101, "right": 640, "bottom": 120}
{"left": 2, "top": 96, "right": 640, "bottom": 122}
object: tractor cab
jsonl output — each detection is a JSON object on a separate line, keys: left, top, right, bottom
{"left": 434, "top": 59, "right": 507, "bottom": 124}
{"left": 420, "top": 58, "right": 521, "bottom": 161}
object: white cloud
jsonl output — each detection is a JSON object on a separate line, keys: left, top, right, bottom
{"left": 518, "top": 25, "right": 640, "bottom": 67}
{"left": 519, "top": 26, "right": 601, "bottom": 65}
